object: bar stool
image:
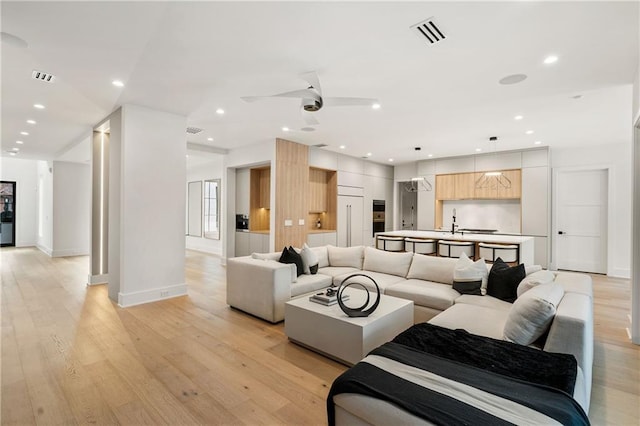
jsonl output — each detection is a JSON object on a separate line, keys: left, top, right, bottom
{"left": 404, "top": 238, "right": 436, "bottom": 255}
{"left": 376, "top": 236, "right": 405, "bottom": 252}
{"left": 478, "top": 242, "right": 519, "bottom": 264}
{"left": 438, "top": 240, "right": 475, "bottom": 259}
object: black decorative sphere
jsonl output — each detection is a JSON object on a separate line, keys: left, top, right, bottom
{"left": 336, "top": 274, "right": 381, "bottom": 318}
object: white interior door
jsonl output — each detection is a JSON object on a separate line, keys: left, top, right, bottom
{"left": 555, "top": 169, "right": 607, "bottom": 273}
{"left": 350, "top": 196, "right": 364, "bottom": 247}
{"left": 399, "top": 183, "right": 417, "bottom": 230}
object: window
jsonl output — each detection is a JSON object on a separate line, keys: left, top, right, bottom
{"left": 203, "top": 179, "right": 220, "bottom": 239}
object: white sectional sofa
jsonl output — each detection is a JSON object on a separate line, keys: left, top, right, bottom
{"left": 226, "top": 244, "right": 593, "bottom": 411}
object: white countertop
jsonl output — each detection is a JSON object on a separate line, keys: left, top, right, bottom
{"left": 377, "top": 230, "right": 534, "bottom": 245}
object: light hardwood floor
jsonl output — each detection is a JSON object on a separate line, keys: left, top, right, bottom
{"left": 1, "top": 247, "right": 639, "bottom": 425}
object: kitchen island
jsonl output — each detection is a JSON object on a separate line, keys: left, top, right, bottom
{"left": 375, "top": 230, "right": 534, "bottom": 265}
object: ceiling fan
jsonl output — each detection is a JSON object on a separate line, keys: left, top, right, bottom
{"left": 241, "top": 71, "right": 379, "bottom": 126}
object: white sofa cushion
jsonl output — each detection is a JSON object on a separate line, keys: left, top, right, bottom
{"left": 453, "top": 252, "right": 488, "bottom": 295}
{"left": 517, "top": 270, "right": 556, "bottom": 298}
{"left": 406, "top": 255, "right": 458, "bottom": 284}
{"left": 311, "top": 246, "right": 329, "bottom": 268}
{"left": 455, "top": 294, "right": 512, "bottom": 311}
{"left": 362, "top": 246, "right": 414, "bottom": 278}
{"left": 333, "top": 271, "right": 406, "bottom": 293}
{"left": 504, "top": 282, "right": 565, "bottom": 345}
{"left": 251, "top": 252, "right": 280, "bottom": 261}
{"left": 429, "top": 303, "right": 508, "bottom": 340}
{"left": 317, "top": 266, "right": 360, "bottom": 278}
{"left": 327, "top": 245, "right": 364, "bottom": 269}
{"left": 385, "top": 279, "right": 460, "bottom": 311}
{"left": 290, "top": 273, "right": 332, "bottom": 297}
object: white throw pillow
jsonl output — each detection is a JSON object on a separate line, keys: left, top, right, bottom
{"left": 327, "top": 245, "right": 364, "bottom": 269}
{"left": 310, "top": 246, "right": 329, "bottom": 268}
{"left": 504, "top": 282, "right": 565, "bottom": 345}
{"left": 299, "top": 243, "right": 319, "bottom": 274}
{"left": 406, "top": 254, "right": 457, "bottom": 284}
{"left": 517, "top": 270, "right": 556, "bottom": 298}
{"left": 362, "top": 246, "right": 414, "bottom": 278}
{"left": 525, "top": 265, "right": 543, "bottom": 276}
{"left": 454, "top": 252, "right": 488, "bottom": 295}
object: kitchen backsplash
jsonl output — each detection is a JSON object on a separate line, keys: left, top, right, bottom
{"left": 441, "top": 200, "right": 521, "bottom": 233}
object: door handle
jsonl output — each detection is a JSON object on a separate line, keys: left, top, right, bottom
{"left": 558, "top": 231, "right": 565, "bottom": 235}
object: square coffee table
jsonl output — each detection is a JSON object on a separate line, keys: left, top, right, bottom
{"left": 284, "top": 288, "right": 413, "bottom": 366}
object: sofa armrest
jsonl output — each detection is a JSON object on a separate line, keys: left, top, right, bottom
{"left": 226, "top": 257, "right": 294, "bottom": 323}
{"left": 544, "top": 292, "right": 593, "bottom": 411}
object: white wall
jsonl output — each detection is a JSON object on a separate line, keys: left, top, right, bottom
{"left": 113, "top": 104, "right": 187, "bottom": 307}
{"left": 0, "top": 157, "right": 38, "bottom": 247}
{"left": 551, "top": 143, "right": 632, "bottom": 278}
{"left": 186, "top": 155, "right": 224, "bottom": 256}
{"left": 52, "top": 161, "right": 90, "bottom": 257}
{"left": 37, "top": 160, "right": 53, "bottom": 254}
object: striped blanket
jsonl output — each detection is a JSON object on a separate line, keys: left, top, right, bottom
{"left": 328, "top": 324, "right": 589, "bottom": 426}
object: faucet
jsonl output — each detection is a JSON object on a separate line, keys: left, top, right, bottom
{"left": 451, "top": 208, "right": 457, "bottom": 235}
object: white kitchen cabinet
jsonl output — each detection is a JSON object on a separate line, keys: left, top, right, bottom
{"left": 249, "top": 232, "right": 269, "bottom": 254}
{"left": 307, "top": 232, "right": 337, "bottom": 247}
{"left": 235, "top": 168, "right": 250, "bottom": 216}
{"left": 235, "top": 231, "right": 249, "bottom": 257}
{"left": 521, "top": 166, "right": 549, "bottom": 236}
{"left": 338, "top": 195, "right": 363, "bottom": 247}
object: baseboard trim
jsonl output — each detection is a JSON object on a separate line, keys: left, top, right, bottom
{"left": 609, "top": 268, "right": 631, "bottom": 279}
{"left": 87, "top": 273, "right": 108, "bottom": 286}
{"left": 36, "top": 243, "right": 52, "bottom": 256}
{"left": 118, "top": 283, "right": 188, "bottom": 308}
{"left": 52, "top": 248, "right": 90, "bottom": 258}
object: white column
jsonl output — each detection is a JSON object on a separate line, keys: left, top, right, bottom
{"left": 108, "top": 105, "right": 187, "bottom": 307}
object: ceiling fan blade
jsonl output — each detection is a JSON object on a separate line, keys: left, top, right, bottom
{"left": 300, "top": 71, "right": 322, "bottom": 96}
{"left": 323, "top": 97, "right": 379, "bottom": 107}
{"left": 301, "top": 110, "right": 319, "bottom": 125}
{"left": 241, "top": 88, "right": 318, "bottom": 103}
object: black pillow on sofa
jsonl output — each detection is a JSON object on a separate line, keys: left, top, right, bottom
{"left": 452, "top": 280, "right": 482, "bottom": 296}
{"left": 279, "top": 246, "right": 304, "bottom": 277}
{"left": 487, "top": 258, "right": 526, "bottom": 303}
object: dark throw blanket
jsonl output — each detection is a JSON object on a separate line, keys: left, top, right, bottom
{"left": 328, "top": 323, "right": 589, "bottom": 426}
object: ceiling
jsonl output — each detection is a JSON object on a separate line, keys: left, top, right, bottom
{"left": 2, "top": 1, "right": 638, "bottom": 165}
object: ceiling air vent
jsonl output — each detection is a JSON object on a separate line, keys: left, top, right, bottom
{"left": 31, "top": 69, "right": 55, "bottom": 83}
{"left": 312, "top": 143, "right": 328, "bottom": 148}
{"left": 410, "top": 18, "right": 446, "bottom": 45}
{"left": 186, "top": 127, "right": 203, "bottom": 134}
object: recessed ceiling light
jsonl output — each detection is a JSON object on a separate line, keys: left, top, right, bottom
{"left": 33, "top": 103, "right": 45, "bottom": 109}
{"left": 475, "top": 148, "right": 482, "bottom": 152}
{"left": 216, "top": 108, "right": 225, "bottom": 115}
{"left": 543, "top": 55, "right": 559, "bottom": 65}
{"left": 388, "top": 158, "right": 394, "bottom": 162}
{"left": 112, "top": 80, "right": 124, "bottom": 87}
{"left": 185, "top": 155, "right": 189, "bottom": 158}
{"left": 525, "top": 130, "right": 534, "bottom": 135}
{"left": 20, "top": 131, "right": 29, "bottom": 136}
{"left": 26, "top": 119, "right": 36, "bottom": 124}
{"left": 499, "top": 74, "right": 527, "bottom": 85}
{"left": 534, "top": 141, "right": 542, "bottom": 145}
{"left": 11, "top": 148, "right": 19, "bottom": 152}
{"left": 514, "top": 115, "right": 523, "bottom": 121}
{"left": 9, "top": 152, "right": 16, "bottom": 156}
{"left": 372, "top": 103, "right": 381, "bottom": 110}
{"left": 339, "top": 145, "right": 346, "bottom": 149}
{"left": 366, "top": 152, "right": 372, "bottom": 157}
{"left": 207, "top": 137, "right": 213, "bottom": 141}
{"left": 427, "top": 154, "right": 433, "bottom": 158}
{"left": 282, "top": 127, "right": 289, "bottom": 132}
{"left": 16, "top": 140, "right": 23, "bottom": 144}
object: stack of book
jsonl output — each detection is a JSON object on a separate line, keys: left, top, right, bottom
{"left": 309, "top": 291, "right": 349, "bottom": 306}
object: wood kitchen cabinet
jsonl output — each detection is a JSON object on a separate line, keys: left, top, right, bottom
{"left": 436, "top": 173, "right": 475, "bottom": 200}
{"left": 435, "top": 174, "right": 456, "bottom": 199}
{"left": 250, "top": 166, "right": 271, "bottom": 231}
{"left": 497, "top": 169, "right": 521, "bottom": 199}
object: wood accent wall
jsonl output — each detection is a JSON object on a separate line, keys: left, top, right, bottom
{"left": 249, "top": 166, "right": 270, "bottom": 231}
{"left": 307, "top": 168, "right": 337, "bottom": 231}
{"left": 275, "top": 139, "right": 309, "bottom": 249}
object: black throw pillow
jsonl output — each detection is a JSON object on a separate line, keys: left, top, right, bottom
{"left": 309, "top": 264, "right": 319, "bottom": 274}
{"left": 453, "top": 280, "right": 482, "bottom": 295}
{"left": 279, "top": 246, "right": 304, "bottom": 277}
{"left": 487, "top": 258, "right": 526, "bottom": 303}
